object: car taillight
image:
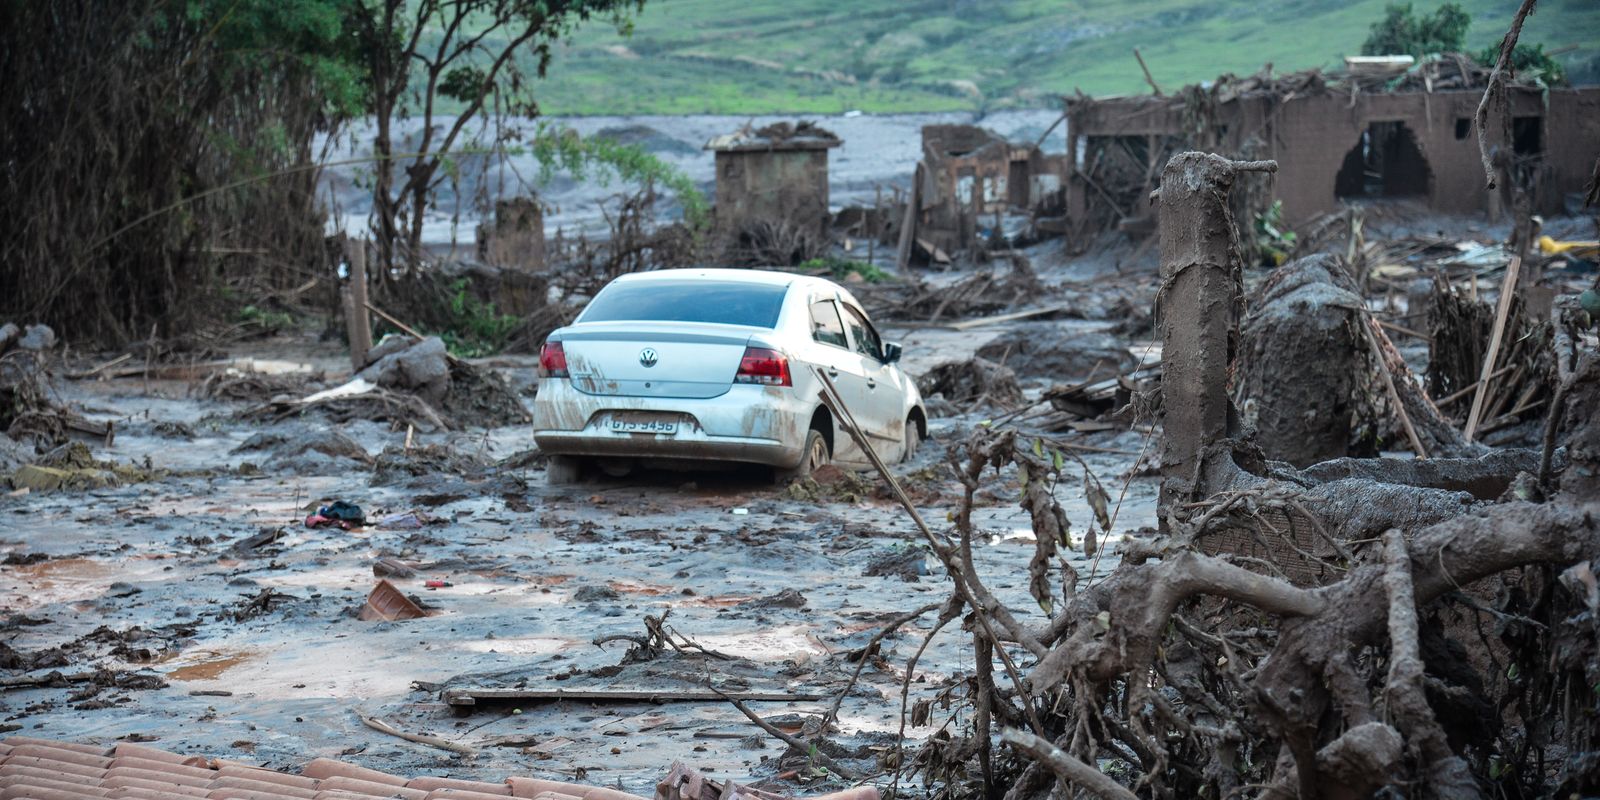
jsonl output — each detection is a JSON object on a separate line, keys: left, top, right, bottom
{"left": 539, "top": 341, "right": 568, "bottom": 378}
{"left": 735, "top": 346, "right": 791, "bottom": 386}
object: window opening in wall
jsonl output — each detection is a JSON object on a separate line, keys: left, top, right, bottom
{"left": 1454, "top": 118, "right": 1471, "bottom": 140}
{"left": 1512, "top": 116, "right": 1544, "bottom": 157}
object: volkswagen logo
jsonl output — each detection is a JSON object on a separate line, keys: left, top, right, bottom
{"left": 639, "top": 347, "right": 659, "bottom": 368}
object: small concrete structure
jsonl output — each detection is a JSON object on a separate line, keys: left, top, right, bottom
{"left": 477, "top": 197, "right": 546, "bottom": 271}
{"left": 704, "top": 122, "right": 840, "bottom": 240}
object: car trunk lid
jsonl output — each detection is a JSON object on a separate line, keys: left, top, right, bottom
{"left": 557, "top": 323, "right": 758, "bottom": 399}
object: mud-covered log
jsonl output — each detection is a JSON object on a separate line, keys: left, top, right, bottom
{"left": 1238, "top": 254, "right": 1365, "bottom": 467}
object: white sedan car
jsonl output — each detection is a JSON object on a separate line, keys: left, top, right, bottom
{"left": 532, "top": 268, "right": 927, "bottom": 483}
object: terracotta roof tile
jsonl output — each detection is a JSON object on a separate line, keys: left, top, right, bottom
{"left": 298, "top": 765, "right": 402, "bottom": 789}
{"left": 103, "top": 769, "right": 212, "bottom": 791}
{"left": 2, "top": 740, "right": 112, "bottom": 758}
{"left": 206, "top": 777, "right": 315, "bottom": 800}
{"left": 107, "top": 762, "right": 214, "bottom": 783}
{"left": 110, "top": 747, "right": 205, "bottom": 770}
{"left": 0, "top": 757, "right": 108, "bottom": 780}
{"left": 405, "top": 781, "right": 508, "bottom": 797}
{"left": 506, "top": 781, "right": 645, "bottom": 800}
{"left": 312, "top": 779, "right": 424, "bottom": 800}
{"left": 211, "top": 770, "right": 316, "bottom": 793}
{"left": 1, "top": 785, "right": 110, "bottom": 800}
{"left": 420, "top": 790, "right": 512, "bottom": 800}
{"left": 3, "top": 749, "right": 114, "bottom": 771}
{"left": 106, "top": 787, "right": 210, "bottom": 800}
{"left": 525, "top": 793, "right": 583, "bottom": 800}
{"left": 0, "top": 768, "right": 103, "bottom": 788}
{"left": 98, "top": 777, "right": 210, "bottom": 798}
{"left": 0, "top": 776, "right": 112, "bottom": 797}
{"left": 809, "top": 790, "right": 880, "bottom": 800}
{"left": 205, "top": 788, "right": 303, "bottom": 800}
{"left": 312, "top": 791, "right": 387, "bottom": 800}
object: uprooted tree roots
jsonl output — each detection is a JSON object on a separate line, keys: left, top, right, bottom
{"left": 893, "top": 421, "right": 1598, "bottom": 798}
{"left": 879, "top": 152, "right": 1600, "bottom": 799}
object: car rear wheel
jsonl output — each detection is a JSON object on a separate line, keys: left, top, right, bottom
{"left": 900, "top": 416, "right": 922, "bottom": 463}
{"left": 776, "top": 429, "right": 829, "bottom": 483}
{"left": 546, "top": 455, "right": 583, "bottom": 485}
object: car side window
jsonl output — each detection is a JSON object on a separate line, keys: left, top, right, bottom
{"left": 809, "top": 300, "right": 848, "bottom": 348}
{"left": 841, "top": 304, "right": 884, "bottom": 361}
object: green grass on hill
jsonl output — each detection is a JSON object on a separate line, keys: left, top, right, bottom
{"left": 519, "top": 0, "right": 1599, "bottom": 115}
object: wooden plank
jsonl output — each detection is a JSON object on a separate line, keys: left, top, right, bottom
{"left": 1361, "top": 318, "right": 1428, "bottom": 458}
{"left": 1463, "top": 255, "right": 1521, "bottom": 441}
{"left": 945, "top": 305, "right": 1070, "bottom": 331}
{"left": 894, "top": 164, "right": 921, "bottom": 272}
{"left": 443, "top": 687, "right": 827, "bottom": 707}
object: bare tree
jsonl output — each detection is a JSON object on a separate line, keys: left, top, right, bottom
{"left": 348, "top": 0, "right": 643, "bottom": 274}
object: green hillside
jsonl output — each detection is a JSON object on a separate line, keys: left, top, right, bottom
{"left": 527, "top": 0, "right": 1599, "bottom": 115}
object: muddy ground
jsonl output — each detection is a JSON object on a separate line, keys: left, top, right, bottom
{"left": 0, "top": 241, "right": 1159, "bottom": 794}
{"left": 7, "top": 195, "right": 1589, "bottom": 793}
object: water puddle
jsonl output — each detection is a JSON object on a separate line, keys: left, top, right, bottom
{"left": 167, "top": 651, "right": 256, "bottom": 681}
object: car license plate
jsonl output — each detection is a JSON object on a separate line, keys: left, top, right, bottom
{"left": 609, "top": 417, "right": 677, "bottom": 434}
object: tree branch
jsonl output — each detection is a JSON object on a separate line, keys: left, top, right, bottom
{"left": 1380, "top": 530, "right": 1483, "bottom": 798}
{"left": 1001, "top": 729, "right": 1137, "bottom": 800}
{"left": 1475, "top": 0, "right": 1539, "bottom": 190}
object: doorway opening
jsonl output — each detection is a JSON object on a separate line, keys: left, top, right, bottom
{"left": 1334, "top": 121, "right": 1432, "bottom": 200}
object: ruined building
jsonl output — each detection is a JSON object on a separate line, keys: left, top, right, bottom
{"left": 704, "top": 122, "right": 840, "bottom": 242}
{"left": 1063, "top": 56, "right": 1600, "bottom": 243}
{"left": 901, "top": 125, "right": 1065, "bottom": 261}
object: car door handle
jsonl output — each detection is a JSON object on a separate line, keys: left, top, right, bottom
{"left": 867, "top": 379, "right": 877, "bottom": 389}
{"left": 827, "top": 368, "right": 839, "bottom": 378}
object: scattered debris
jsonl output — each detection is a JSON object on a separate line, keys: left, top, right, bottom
{"left": 357, "top": 579, "right": 427, "bottom": 621}
{"left": 306, "top": 500, "right": 366, "bottom": 530}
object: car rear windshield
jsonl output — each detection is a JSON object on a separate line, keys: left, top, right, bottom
{"left": 581, "top": 280, "right": 789, "bottom": 328}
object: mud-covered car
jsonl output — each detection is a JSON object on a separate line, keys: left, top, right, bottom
{"left": 532, "top": 268, "right": 926, "bottom": 483}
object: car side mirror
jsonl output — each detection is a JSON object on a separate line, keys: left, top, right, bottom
{"left": 882, "top": 341, "right": 903, "bottom": 363}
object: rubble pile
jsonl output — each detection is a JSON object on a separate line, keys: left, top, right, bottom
{"left": 243, "top": 336, "right": 527, "bottom": 431}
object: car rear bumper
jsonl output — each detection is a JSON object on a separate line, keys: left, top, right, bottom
{"left": 531, "top": 380, "right": 811, "bottom": 469}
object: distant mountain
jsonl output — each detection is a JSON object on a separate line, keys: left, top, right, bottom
{"left": 525, "top": 0, "right": 1598, "bottom": 115}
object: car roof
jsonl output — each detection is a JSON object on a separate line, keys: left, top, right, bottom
{"left": 610, "top": 267, "right": 832, "bottom": 291}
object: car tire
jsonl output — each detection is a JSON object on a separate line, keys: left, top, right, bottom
{"left": 776, "top": 429, "right": 829, "bottom": 483}
{"left": 546, "top": 455, "right": 583, "bottom": 485}
{"left": 900, "top": 416, "right": 921, "bottom": 463}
